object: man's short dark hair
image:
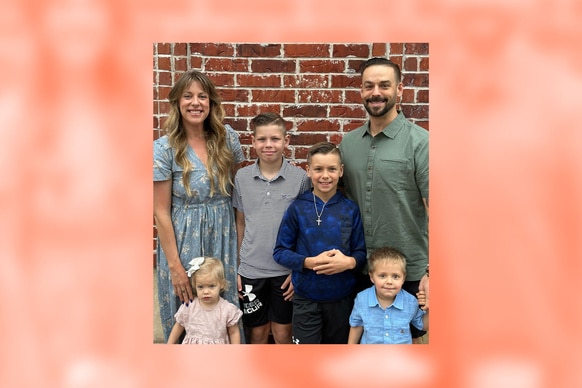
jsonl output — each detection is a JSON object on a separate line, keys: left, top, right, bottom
{"left": 359, "top": 57, "right": 402, "bottom": 83}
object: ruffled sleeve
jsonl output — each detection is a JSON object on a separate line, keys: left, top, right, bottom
{"left": 225, "top": 124, "right": 244, "bottom": 164}
{"left": 153, "top": 136, "right": 173, "bottom": 181}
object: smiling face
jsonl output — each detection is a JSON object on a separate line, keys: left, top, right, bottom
{"left": 178, "top": 80, "right": 210, "bottom": 130}
{"left": 369, "top": 259, "right": 406, "bottom": 306}
{"left": 307, "top": 152, "right": 343, "bottom": 201}
{"left": 252, "top": 124, "right": 289, "bottom": 165}
{"left": 361, "top": 64, "right": 403, "bottom": 118}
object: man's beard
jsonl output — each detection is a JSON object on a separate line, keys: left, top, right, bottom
{"left": 364, "top": 97, "right": 396, "bottom": 117}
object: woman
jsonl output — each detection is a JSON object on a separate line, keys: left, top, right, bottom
{"left": 154, "top": 69, "right": 244, "bottom": 341}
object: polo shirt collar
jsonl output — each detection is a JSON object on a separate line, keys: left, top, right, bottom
{"left": 251, "top": 157, "right": 288, "bottom": 181}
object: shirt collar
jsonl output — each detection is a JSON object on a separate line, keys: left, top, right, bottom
{"left": 366, "top": 285, "right": 405, "bottom": 310}
{"left": 251, "top": 157, "right": 288, "bottom": 181}
{"left": 364, "top": 111, "right": 406, "bottom": 140}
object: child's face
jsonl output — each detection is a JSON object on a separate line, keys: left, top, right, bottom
{"left": 369, "top": 260, "right": 406, "bottom": 303}
{"left": 252, "top": 124, "right": 289, "bottom": 165}
{"left": 194, "top": 273, "right": 223, "bottom": 307}
{"left": 307, "top": 152, "right": 343, "bottom": 199}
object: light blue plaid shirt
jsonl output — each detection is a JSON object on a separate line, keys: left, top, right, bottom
{"left": 349, "top": 285, "right": 425, "bottom": 344}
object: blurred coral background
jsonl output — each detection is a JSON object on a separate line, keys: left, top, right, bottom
{"left": 1, "top": 0, "right": 581, "bottom": 387}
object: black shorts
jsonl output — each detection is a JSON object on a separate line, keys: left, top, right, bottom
{"left": 239, "top": 275, "right": 293, "bottom": 327}
{"left": 291, "top": 294, "right": 353, "bottom": 344}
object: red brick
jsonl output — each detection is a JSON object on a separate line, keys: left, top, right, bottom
{"left": 157, "top": 43, "right": 171, "bottom": 55}
{"left": 174, "top": 43, "right": 187, "bottom": 56}
{"left": 190, "top": 43, "right": 235, "bottom": 57}
{"left": 297, "top": 90, "right": 342, "bottom": 104}
{"left": 159, "top": 101, "right": 171, "bottom": 115}
{"left": 159, "top": 116, "right": 168, "bottom": 129}
{"left": 285, "top": 44, "right": 330, "bottom": 57}
{"left": 348, "top": 59, "right": 367, "bottom": 74}
{"left": 419, "top": 57, "right": 429, "bottom": 71}
{"left": 372, "top": 43, "right": 388, "bottom": 57}
{"left": 389, "top": 55, "right": 403, "bottom": 69}
{"left": 222, "top": 103, "right": 236, "bottom": 117}
{"left": 158, "top": 86, "right": 171, "bottom": 101}
{"left": 174, "top": 57, "right": 187, "bottom": 72}
{"left": 296, "top": 119, "right": 341, "bottom": 132}
{"left": 207, "top": 73, "right": 235, "bottom": 87}
{"left": 416, "top": 121, "right": 429, "bottom": 131}
{"left": 282, "top": 105, "right": 328, "bottom": 118}
{"left": 329, "top": 105, "right": 366, "bottom": 118}
{"left": 417, "top": 89, "right": 429, "bottom": 103}
{"left": 331, "top": 74, "right": 361, "bottom": 88}
{"left": 158, "top": 71, "right": 172, "bottom": 86}
{"left": 283, "top": 74, "right": 329, "bottom": 89}
{"left": 300, "top": 59, "right": 345, "bottom": 73}
{"left": 345, "top": 90, "right": 362, "bottom": 104}
{"left": 218, "top": 88, "right": 249, "bottom": 102}
{"left": 403, "top": 73, "right": 429, "bottom": 87}
{"left": 237, "top": 74, "right": 281, "bottom": 88}
{"left": 153, "top": 116, "right": 159, "bottom": 129}
{"left": 401, "top": 104, "right": 429, "bottom": 119}
{"left": 238, "top": 43, "right": 282, "bottom": 57}
{"left": 404, "top": 57, "right": 417, "bottom": 72}
{"left": 291, "top": 131, "right": 329, "bottom": 144}
{"left": 237, "top": 104, "right": 281, "bottom": 117}
{"left": 402, "top": 89, "right": 415, "bottom": 104}
{"left": 158, "top": 56, "right": 171, "bottom": 71}
{"left": 251, "top": 59, "right": 296, "bottom": 73}
{"left": 390, "top": 43, "right": 404, "bottom": 55}
{"left": 329, "top": 133, "right": 343, "bottom": 145}
{"left": 333, "top": 44, "right": 369, "bottom": 58}
{"left": 252, "top": 89, "right": 295, "bottom": 103}
{"left": 190, "top": 56, "right": 203, "bottom": 69}
{"left": 405, "top": 43, "right": 429, "bottom": 55}
{"left": 344, "top": 120, "right": 367, "bottom": 132}
{"left": 206, "top": 58, "right": 248, "bottom": 72}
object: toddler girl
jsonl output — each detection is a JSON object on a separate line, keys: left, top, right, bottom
{"left": 167, "top": 257, "right": 243, "bottom": 344}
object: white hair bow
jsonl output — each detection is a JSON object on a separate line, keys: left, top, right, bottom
{"left": 186, "top": 257, "right": 205, "bottom": 277}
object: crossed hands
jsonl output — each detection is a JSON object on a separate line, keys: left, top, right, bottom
{"left": 308, "top": 249, "right": 356, "bottom": 275}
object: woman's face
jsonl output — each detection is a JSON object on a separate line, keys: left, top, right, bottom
{"left": 179, "top": 81, "right": 210, "bottom": 129}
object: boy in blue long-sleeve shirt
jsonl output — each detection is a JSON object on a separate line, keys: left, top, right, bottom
{"left": 274, "top": 142, "right": 366, "bottom": 344}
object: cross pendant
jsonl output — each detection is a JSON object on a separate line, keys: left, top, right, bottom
{"left": 316, "top": 217, "right": 322, "bottom": 226}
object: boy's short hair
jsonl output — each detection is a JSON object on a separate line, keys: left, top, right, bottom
{"left": 368, "top": 247, "right": 407, "bottom": 276}
{"left": 359, "top": 57, "right": 402, "bottom": 84}
{"left": 306, "top": 141, "right": 341, "bottom": 165}
{"left": 250, "top": 112, "right": 287, "bottom": 136}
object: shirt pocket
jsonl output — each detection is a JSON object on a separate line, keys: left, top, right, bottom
{"left": 376, "top": 158, "right": 413, "bottom": 191}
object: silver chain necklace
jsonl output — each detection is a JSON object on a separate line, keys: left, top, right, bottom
{"left": 313, "top": 193, "right": 326, "bottom": 226}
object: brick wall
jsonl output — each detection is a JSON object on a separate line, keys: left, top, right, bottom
{"left": 153, "top": 42, "right": 429, "bottom": 264}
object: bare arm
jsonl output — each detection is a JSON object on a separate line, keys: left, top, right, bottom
{"left": 154, "top": 180, "right": 192, "bottom": 303}
{"left": 235, "top": 209, "right": 245, "bottom": 297}
{"left": 228, "top": 324, "right": 241, "bottom": 344}
{"left": 167, "top": 321, "right": 185, "bottom": 344}
{"left": 348, "top": 326, "right": 363, "bottom": 344}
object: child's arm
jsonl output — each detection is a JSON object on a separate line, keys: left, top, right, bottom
{"left": 227, "top": 324, "right": 241, "bottom": 344}
{"left": 167, "top": 321, "right": 185, "bottom": 344}
{"left": 348, "top": 326, "right": 363, "bottom": 344}
{"left": 417, "top": 290, "right": 429, "bottom": 331}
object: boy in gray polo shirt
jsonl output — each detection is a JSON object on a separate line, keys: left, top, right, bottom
{"left": 232, "top": 112, "right": 310, "bottom": 344}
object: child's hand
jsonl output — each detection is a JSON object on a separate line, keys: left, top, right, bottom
{"left": 281, "top": 274, "right": 294, "bottom": 301}
{"left": 417, "top": 290, "right": 429, "bottom": 311}
{"left": 313, "top": 249, "right": 356, "bottom": 275}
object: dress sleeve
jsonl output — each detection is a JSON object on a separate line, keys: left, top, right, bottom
{"left": 173, "top": 303, "right": 188, "bottom": 326}
{"left": 225, "top": 302, "right": 243, "bottom": 327}
{"left": 225, "top": 124, "right": 245, "bottom": 164}
{"left": 153, "top": 137, "right": 173, "bottom": 182}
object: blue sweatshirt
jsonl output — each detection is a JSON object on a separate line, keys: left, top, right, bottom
{"left": 273, "top": 190, "right": 366, "bottom": 302}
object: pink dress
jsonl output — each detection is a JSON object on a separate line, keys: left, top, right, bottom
{"left": 174, "top": 297, "right": 242, "bottom": 344}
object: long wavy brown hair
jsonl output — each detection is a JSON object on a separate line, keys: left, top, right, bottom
{"left": 163, "top": 70, "right": 235, "bottom": 197}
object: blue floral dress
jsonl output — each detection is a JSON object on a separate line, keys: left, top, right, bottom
{"left": 153, "top": 125, "right": 244, "bottom": 341}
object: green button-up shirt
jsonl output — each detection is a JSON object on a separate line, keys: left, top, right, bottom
{"left": 339, "top": 112, "right": 428, "bottom": 280}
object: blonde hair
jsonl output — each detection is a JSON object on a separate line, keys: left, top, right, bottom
{"left": 189, "top": 257, "right": 228, "bottom": 296}
{"left": 368, "top": 247, "right": 407, "bottom": 276}
{"left": 163, "top": 70, "right": 235, "bottom": 197}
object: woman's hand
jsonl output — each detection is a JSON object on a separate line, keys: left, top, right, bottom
{"left": 171, "top": 265, "right": 193, "bottom": 304}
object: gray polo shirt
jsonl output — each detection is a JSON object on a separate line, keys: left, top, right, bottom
{"left": 233, "top": 159, "right": 310, "bottom": 279}
{"left": 339, "top": 112, "right": 428, "bottom": 280}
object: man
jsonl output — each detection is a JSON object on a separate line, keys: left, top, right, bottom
{"left": 339, "top": 57, "right": 429, "bottom": 343}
